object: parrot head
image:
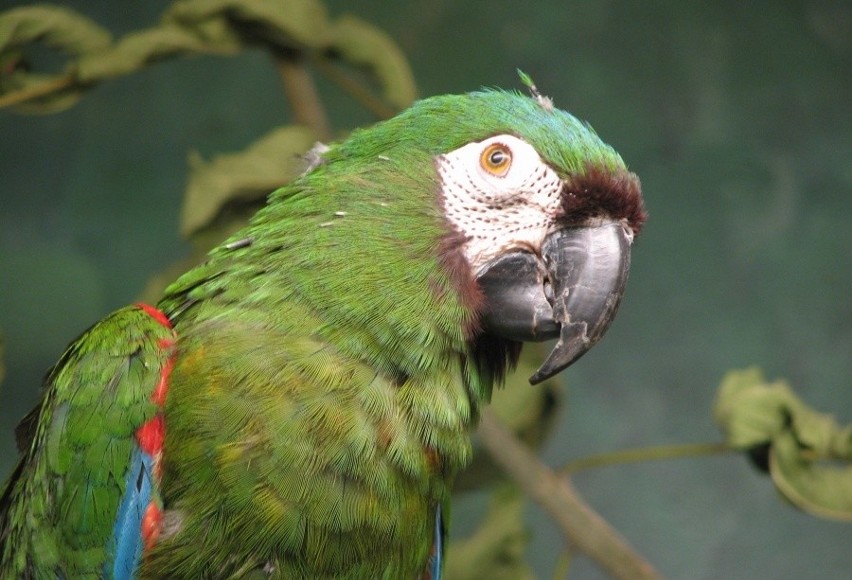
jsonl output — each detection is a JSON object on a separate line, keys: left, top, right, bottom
{"left": 369, "top": 88, "right": 647, "bottom": 384}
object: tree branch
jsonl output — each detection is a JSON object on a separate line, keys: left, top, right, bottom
{"left": 477, "top": 409, "right": 661, "bottom": 580}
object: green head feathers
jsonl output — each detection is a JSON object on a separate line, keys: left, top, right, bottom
{"left": 329, "top": 89, "right": 628, "bottom": 178}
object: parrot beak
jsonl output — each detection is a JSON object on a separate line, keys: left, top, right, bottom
{"left": 476, "top": 220, "right": 632, "bottom": 385}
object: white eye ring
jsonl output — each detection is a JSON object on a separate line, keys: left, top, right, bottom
{"left": 465, "top": 135, "right": 543, "bottom": 193}
{"left": 438, "top": 133, "right": 565, "bottom": 269}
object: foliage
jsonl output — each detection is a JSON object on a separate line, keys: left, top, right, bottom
{"left": 715, "top": 367, "right": 852, "bottom": 520}
{"left": 0, "top": 1, "right": 414, "bottom": 115}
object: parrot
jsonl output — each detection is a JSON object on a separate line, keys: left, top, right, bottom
{"left": 0, "top": 85, "right": 645, "bottom": 578}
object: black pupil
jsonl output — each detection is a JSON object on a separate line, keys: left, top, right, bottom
{"left": 489, "top": 149, "right": 506, "bottom": 166}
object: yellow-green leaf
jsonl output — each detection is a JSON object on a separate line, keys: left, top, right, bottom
{"left": 164, "top": 0, "right": 331, "bottom": 50}
{"left": 180, "top": 124, "right": 319, "bottom": 237}
{"left": 714, "top": 367, "right": 852, "bottom": 520}
{"left": 329, "top": 15, "right": 417, "bottom": 110}
{"left": 770, "top": 430, "right": 852, "bottom": 521}
{"left": 0, "top": 5, "right": 112, "bottom": 113}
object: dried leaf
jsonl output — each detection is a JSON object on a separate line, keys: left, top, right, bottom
{"left": 165, "top": 0, "right": 331, "bottom": 49}
{"left": 0, "top": 5, "right": 112, "bottom": 112}
{"left": 714, "top": 367, "right": 852, "bottom": 520}
{"left": 180, "top": 124, "right": 318, "bottom": 238}
{"left": 329, "top": 15, "right": 416, "bottom": 110}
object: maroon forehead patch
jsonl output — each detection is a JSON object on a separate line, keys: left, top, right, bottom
{"left": 558, "top": 165, "right": 646, "bottom": 234}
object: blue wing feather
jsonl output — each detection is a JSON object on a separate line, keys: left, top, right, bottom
{"left": 108, "top": 446, "right": 156, "bottom": 579}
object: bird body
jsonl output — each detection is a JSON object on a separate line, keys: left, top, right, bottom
{"left": 0, "top": 89, "right": 644, "bottom": 578}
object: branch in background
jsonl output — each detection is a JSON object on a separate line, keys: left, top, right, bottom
{"left": 477, "top": 409, "right": 661, "bottom": 580}
{"left": 274, "top": 50, "right": 330, "bottom": 140}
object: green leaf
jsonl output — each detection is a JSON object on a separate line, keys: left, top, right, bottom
{"left": 714, "top": 367, "right": 852, "bottom": 520}
{"left": 165, "top": 0, "right": 331, "bottom": 49}
{"left": 0, "top": 5, "right": 112, "bottom": 56}
{"left": 714, "top": 367, "right": 795, "bottom": 449}
{"left": 76, "top": 24, "right": 210, "bottom": 83}
{"left": 0, "top": 5, "right": 112, "bottom": 113}
{"left": 771, "top": 430, "right": 852, "bottom": 521}
{"left": 329, "top": 15, "right": 417, "bottom": 110}
{"left": 180, "top": 124, "right": 319, "bottom": 238}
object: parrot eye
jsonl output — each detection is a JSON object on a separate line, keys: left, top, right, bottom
{"left": 480, "top": 143, "right": 512, "bottom": 177}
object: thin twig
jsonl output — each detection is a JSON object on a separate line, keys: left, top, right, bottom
{"left": 477, "top": 409, "right": 661, "bottom": 580}
{"left": 0, "top": 75, "right": 77, "bottom": 109}
{"left": 274, "top": 50, "right": 331, "bottom": 141}
{"left": 562, "top": 442, "right": 732, "bottom": 477}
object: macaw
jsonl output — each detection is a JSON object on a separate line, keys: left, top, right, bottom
{"left": 0, "top": 87, "right": 645, "bottom": 578}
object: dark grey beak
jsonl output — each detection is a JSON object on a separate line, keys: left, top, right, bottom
{"left": 476, "top": 221, "right": 632, "bottom": 384}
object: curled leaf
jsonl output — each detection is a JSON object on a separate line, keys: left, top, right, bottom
{"left": 180, "top": 124, "right": 319, "bottom": 238}
{"left": 714, "top": 367, "right": 852, "bottom": 520}
{"left": 328, "top": 15, "right": 416, "bottom": 111}
{"left": 164, "top": 0, "right": 331, "bottom": 50}
{"left": 1, "top": 0, "right": 415, "bottom": 119}
{"left": 771, "top": 430, "right": 852, "bottom": 521}
{"left": 0, "top": 4, "right": 112, "bottom": 112}
{"left": 77, "top": 24, "right": 210, "bottom": 82}
{"left": 0, "top": 5, "right": 112, "bottom": 57}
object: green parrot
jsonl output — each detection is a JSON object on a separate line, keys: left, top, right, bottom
{"left": 0, "top": 87, "right": 645, "bottom": 578}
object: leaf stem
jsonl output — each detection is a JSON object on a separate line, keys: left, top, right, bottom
{"left": 0, "top": 75, "right": 76, "bottom": 109}
{"left": 561, "top": 442, "right": 733, "bottom": 477}
{"left": 274, "top": 50, "right": 330, "bottom": 141}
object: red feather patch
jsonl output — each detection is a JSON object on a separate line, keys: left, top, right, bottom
{"left": 141, "top": 503, "right": 163, "bottom": 552}
{"left": 133, "top": 303, "right": 177, "bottom": 553}
{"left": 136, "top": 302, "right": 174, "bottom": 330}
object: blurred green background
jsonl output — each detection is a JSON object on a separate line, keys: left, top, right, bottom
{"left": 1, "top": 1, "right": 849, "bottom": 578}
